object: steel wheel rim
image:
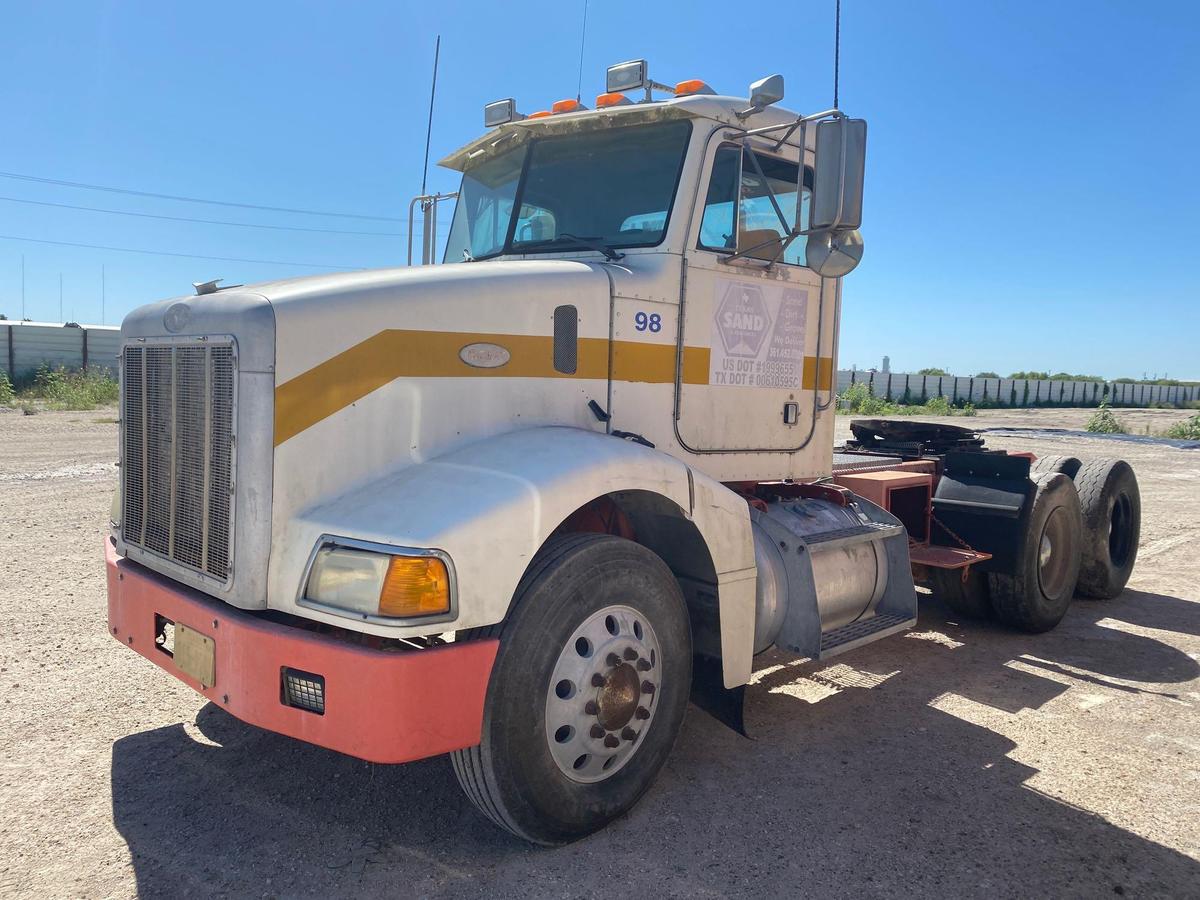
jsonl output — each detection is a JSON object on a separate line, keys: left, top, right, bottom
{"left": 1037, "top": 507, "right": 1072, "bottom": 598}
{"left": 544, "top": 604, "right": 661, "bottom": 784}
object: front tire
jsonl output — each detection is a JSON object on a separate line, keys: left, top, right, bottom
{"left": 451, "top": 534, "right": 691, "bottom": 845}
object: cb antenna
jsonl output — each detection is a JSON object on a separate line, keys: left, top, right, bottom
{"left": 833, "top": 0, "right": 841, "bottom": 108}
{"left": 576, "top": 0, "right": 590, "bottom": 102}
{"left": 420, "top": 35, "right": 441, "bottom": 196}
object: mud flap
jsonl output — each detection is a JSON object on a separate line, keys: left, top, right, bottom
{"left": 690, "top": 654, "right": 749, "bottom": 737}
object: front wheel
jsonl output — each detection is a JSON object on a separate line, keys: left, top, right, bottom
{"left": 451, "top": 534, "right": 691, "bottom": 845}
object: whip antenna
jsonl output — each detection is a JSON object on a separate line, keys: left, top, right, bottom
{"left": 576, "top": 0, "right": 589, "bottom": 102}
{"left": 421, "top": 35, "right": 441, "bottom": 196}
{"left": 833, "top": 0, "right": 841, "bottom": 108}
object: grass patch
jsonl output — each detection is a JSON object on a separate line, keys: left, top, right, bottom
{"left": 837, "top": 382, "right": 976, "bottom": 417}
{"left": 13, "top": 365, "right": 119, "bottom": 411}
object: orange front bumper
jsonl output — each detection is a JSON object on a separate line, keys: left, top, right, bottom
{"left": 105, "top": 540, "right": 498, "bottom": 764}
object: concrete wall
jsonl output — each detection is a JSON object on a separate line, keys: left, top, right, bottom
{"left": 839, "top": 369, "right": 1199, "bottom": 408}
{"left": 3, "top": 321, "right": 121, "bottom": 383}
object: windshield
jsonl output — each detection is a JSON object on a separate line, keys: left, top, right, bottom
{"left": 444, "top": 120, "right": 692, "bottom": 262}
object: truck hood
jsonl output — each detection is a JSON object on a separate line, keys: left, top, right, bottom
{"left": 247, "top": 259, "right": 611, "bottom": 386}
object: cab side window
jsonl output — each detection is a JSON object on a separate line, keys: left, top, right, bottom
{"left": 698, "top": 145, "right": 742, "bottom": 251}
{"left": 698, "top": 145, "right": 812, "bottom": 265}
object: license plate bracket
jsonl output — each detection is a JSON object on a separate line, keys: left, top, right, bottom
{"left": 174, "top": 622, "right": 216, "bottom": 688}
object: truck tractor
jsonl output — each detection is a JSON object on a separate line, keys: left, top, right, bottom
{"left": 105, "top": 60, "right": 1142, "bottom": 845}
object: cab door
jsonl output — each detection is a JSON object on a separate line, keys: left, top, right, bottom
{"left": 675, "top": 138, "right": 832, "bottom": 453}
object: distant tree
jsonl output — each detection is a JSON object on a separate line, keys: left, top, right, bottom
{"left": 917, "top": 367, "right": 951, "bottom": 376}
{"left": 1010, "top": 370, "right": 1049, "bottom": 380}
{"left": 975, "top": 371, "right": 1000, "bottom": 379}
{"left": 1049, "top": 372, "right": 1105, "bottom": 383}
{"left": 0, "top": 313, "right": 7, "bottom": 320}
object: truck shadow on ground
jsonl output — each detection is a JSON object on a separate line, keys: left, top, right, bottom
{"left": 111, "top": 588, "right": 1200, "bottom": 898}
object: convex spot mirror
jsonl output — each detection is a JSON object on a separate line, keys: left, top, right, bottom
{"left": 808, "top": 118, "right": 867, "bottom": 232}
{"left": 806, "top": 228, "right": 864, "bottom": 278}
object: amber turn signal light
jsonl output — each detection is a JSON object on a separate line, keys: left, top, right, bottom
{"left": 378, "top": 556, "right": 451, "bottom": 617}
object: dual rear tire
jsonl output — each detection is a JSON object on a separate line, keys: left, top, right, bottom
{"left": 929, "top": 458, "right": 1141, "bottom": 630}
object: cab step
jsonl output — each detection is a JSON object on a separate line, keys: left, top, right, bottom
{"left": 802, "top": 522, "right": 905, "bottom": 550}
{"left": 819, "top": 613, "right": 915, "bottom": 658}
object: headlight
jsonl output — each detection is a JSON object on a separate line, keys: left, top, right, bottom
{"left": 305, "top": 543, "right": 452, "bottom": 621}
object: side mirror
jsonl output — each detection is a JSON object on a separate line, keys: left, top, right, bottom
{"left": 808, "top": 117, "right": 867, "bottom": 232}
{"left": 748, "top": 74, "right": 784, "bottom": 110}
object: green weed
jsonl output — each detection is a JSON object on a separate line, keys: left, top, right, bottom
{"left": 1085, "top": 401, "right": 1126, "bottom": 434}
{"left": 1163, "top": 414, "right": 1200, "bottom": 440}
{"left": 20, "top": 365, "right": 118, "bottom": 411}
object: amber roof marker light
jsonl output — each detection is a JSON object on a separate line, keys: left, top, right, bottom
{"left": 595, "top": 92, "right": 632, "bottom": 108}
{"left": 551, "top": 98, "right": 588, "bottom": 115}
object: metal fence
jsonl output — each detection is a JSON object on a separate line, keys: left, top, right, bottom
{"left": 3, "top": 321, "right": 121, "bottom": 383}
{"left": 838, "top": 370, "right": 1199, "bottom": 408}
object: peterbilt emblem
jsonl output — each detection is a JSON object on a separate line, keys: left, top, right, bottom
{"left": 459, "top": 342, "right": 511, "bottom": 368}
{"left": 163, "top": 303, "right": 191, "bottom": 333}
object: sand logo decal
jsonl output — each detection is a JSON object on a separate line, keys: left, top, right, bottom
{"left": 710, "top": 280, "right": 807, "bottom": 388}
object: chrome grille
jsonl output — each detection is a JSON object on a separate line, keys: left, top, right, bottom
{"left": 121, "top": 341, "right": 235, "bottom": 582}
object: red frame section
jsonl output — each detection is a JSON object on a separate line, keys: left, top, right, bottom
{"left": 105, "top": 540, "right": 498, "bottom": 764}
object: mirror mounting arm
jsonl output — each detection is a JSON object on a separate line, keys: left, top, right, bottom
{"left": 742, "top": 146, "right": 793, "bottom": 237}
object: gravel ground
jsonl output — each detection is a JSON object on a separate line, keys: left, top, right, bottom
{"left": 1, "top": 406, "right": 1197, "bottom": 898}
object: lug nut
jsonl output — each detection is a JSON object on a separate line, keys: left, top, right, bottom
{"left": 584, "top": 700, "right": 599, "bottom": 715}
{"left": 591, "top": 673, "right": 606, "bottom": 687}
{"left": 621, "top": 727, "right": 637, "bottom": 741}
{"left": 635, "top": 706, "right": 650, "bottom": 720}
{"left": 623, "top": 647, "right": 638, "bottom": 661}
{"left": 636, "top": 658, "right": 651, "bottom": 671}
{"left": 603, "top": 734, "right": 620, "bottom": 749}
{"left": 590, "top": 724, "right": 605, "bottom": 739}
{"left": 641, "top": 681, "right": 655, "bottom": 695}
{"left": 606, "top": 653, "right": 621, "bottom": 667}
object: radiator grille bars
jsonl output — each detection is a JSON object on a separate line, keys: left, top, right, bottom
{"left": 121, "top": 342, "right": 235, "bottom": 581}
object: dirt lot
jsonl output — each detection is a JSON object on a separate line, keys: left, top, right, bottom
{"left": 1, "top": 406, "right": 1198, "bottom": 898}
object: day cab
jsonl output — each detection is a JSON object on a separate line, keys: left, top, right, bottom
{"left": 105, "top": 59, "right": 931, "bottom": 846}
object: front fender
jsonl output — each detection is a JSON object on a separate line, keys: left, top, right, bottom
{"left": 269, "top": 426, "right": 757, "bottom": 685}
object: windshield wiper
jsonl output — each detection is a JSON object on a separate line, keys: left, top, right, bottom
{"left": 516, "top": 233, "right": 624, "bottom": 261}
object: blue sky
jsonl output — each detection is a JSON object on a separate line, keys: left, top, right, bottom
{"left": 2, "top": 1, "right": 1196, "bottom": 379}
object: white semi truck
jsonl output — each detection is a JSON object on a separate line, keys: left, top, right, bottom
{"left": 106, "top": 61, "right": 1141, "bottom": 844}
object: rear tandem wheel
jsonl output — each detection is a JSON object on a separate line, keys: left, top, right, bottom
{"left": 988, "top": 472, "right": 1084, "bottom": 632}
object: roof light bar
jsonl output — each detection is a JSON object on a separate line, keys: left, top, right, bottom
{"left": 483, "top": 98, "right": 524, "bottom": 128}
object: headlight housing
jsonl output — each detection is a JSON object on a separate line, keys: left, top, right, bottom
{"left": 303, "top": 539, "right": 453, "bottom": 623}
